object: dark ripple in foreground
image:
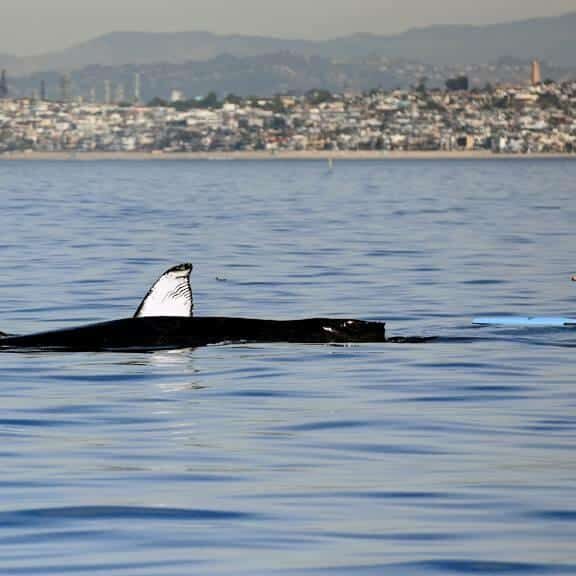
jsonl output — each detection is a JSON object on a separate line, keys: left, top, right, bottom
{"left": 0, "top": 505, "right": 257, "bottom": 527}
{"left": 275, "top": 560, "right": 576, "bottom": 575}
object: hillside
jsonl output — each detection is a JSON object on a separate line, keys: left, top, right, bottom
{"left": 1, "top": 12, "right": 575, "bottom": 77}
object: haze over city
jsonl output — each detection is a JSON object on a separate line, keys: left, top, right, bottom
{"left": 1, "top": 0, "right": 575, "bottom": 55}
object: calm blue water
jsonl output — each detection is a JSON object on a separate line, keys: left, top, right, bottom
{"left": 0, "top": 158, "right": 575, "bottom": 575}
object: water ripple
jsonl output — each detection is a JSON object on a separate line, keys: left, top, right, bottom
{"left": 0, "top": 505, "right": 256, "bottom": 527}
{"left": 0, "top": 159, "right": 575, "bottom": 575}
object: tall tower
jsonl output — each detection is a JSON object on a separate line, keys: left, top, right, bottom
{"left": 133, "top": 72, "right": 141, "bottom": 104}
{"left": 0, "top": 69, "right": 8, "bottom": 99}
{"left": 104, "top": 80, "right": 112, "bottom": 104}
{"left": 115, "top": 82, "right": 125, "bottom": 104}
{"left": 531, "top": 60, "right": 541, "bottom": 86}
{"left": 60, "top": 73, "right": 72, "bottom": 101}
{"left": 40, "top": 79, "right": 46, "bottom": 101}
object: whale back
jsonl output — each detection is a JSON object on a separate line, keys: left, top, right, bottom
{"left": 0, "top": 316, "right": 386, "bottom": 351}
{"left": 133, "top": 263, "right": 193, "bottom": 318}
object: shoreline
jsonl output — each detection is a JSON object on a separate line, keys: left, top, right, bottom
{"left": 1, "top": 150, "right": 575, "bottom": 161}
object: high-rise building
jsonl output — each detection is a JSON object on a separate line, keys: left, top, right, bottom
{"left": 0, "top": 69, "right": 8, "bottom": 98}
{"left": 133, "top": 72, "right": 141, "bottom": 103}
{"left": 115, "top": 83, "right": 125, "bottom": 103}
{"left": 104, "top": 80, "right": 112, "bottom": 104}
{"left": 531, "top": 60, "right": 542, "bottom": 86}
{"left": 40, "top": 79, "right": 46, "bottom": 101}
{"left": 60, "top": 73, "right": 72, "bottom": 101}
{"left": 446, "top": 75, "right": 469, "bottom": 91}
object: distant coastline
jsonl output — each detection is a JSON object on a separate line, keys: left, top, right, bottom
{"left": 2, "top": 150, "right": 575, "bottom": 161}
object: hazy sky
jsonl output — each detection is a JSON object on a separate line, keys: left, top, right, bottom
{"left": 2, "top": 0, "right": 574, "bottom": 55}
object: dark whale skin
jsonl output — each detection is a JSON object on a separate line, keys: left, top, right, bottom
{"left": 0, "top": 316, "right": 386, "bottom": 351}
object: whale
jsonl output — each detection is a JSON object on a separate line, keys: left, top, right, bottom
{"left": 0, "top": 263, "right": 415, "bottom": 352}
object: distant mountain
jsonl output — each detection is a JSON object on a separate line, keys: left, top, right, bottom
{"left": 318, "top": 12, "right": 576, "bottom": 66}
{"left": 24, "top": 31, "right": 319, "bottom": 74}
{"left": 1, "top": 11, "right": 575, "bottom": 78}
{"left": 3, "top": 32, "right": 318, "bottom": 76}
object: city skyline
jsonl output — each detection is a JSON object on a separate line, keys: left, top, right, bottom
{"left": 0, "top": 0, "right": 574, "bottom": 56}
{"left": 2, "top": 78, "right": 574, "bottom": 156}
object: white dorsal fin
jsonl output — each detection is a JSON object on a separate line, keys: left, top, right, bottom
{"left": 134, "top": 263, "right": 193, "bottom": 318}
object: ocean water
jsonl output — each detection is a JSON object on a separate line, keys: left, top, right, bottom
{"left": 0, "top": 158, "right": 575, "bottom": 575}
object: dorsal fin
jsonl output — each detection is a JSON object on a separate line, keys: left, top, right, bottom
{"left": 134, "top": 263, "right": 193, "bottom": 318}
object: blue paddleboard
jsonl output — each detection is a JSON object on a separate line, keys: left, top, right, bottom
{"left": 473, "top": 316, "right": 576, "bottom": 327}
